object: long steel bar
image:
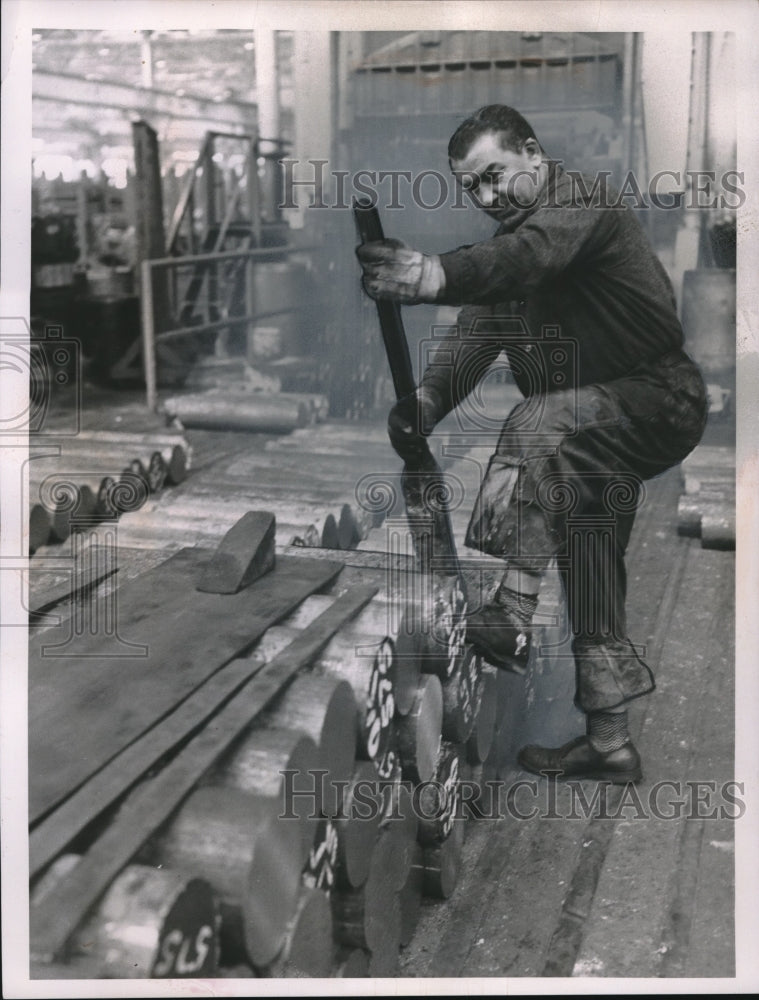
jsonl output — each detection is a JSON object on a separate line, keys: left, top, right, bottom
{"left": 148, "top": 244, "right": 313, "bottom": 269}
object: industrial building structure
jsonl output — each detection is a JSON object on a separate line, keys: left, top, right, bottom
{"left": 8, "top": 21, "right": 743, "bottom": 988}
{"left": 30, "top": 29, "right": 736, "bottom": 414}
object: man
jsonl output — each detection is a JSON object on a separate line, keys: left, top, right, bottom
{"left": 357, "top": 105, "right": 707, "bottom": 784}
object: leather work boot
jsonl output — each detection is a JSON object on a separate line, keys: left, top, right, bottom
{"left": 465, "top": 602, "right": 532, "bottom": 675}
{"left": 517, "top": 735, "right": 643, "bottom": 784}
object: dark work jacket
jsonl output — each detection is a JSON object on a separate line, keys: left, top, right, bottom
{"left": 420, "top": 160, "right": 684, "bottom": 409}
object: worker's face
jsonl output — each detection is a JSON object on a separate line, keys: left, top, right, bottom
{"left": 450, "top": 131, "right": 545, "bottom": 221}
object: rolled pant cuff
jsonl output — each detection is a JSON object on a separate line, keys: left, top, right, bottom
{"left": 573, "top": 638, "right": 655, "bottom": 712}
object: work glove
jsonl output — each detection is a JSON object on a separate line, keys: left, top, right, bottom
{"left": 388, "top": 386, "right": 445, "bottom": 463}
{"left": 356, "top": 238, "right": 446, "bottom": 304}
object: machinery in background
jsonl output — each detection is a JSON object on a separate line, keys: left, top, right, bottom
{"left": 31, "top": 123, "right": 317, "bottom": 393}
{"left": 30, "top": 174, "right": 136, "bottom": 394}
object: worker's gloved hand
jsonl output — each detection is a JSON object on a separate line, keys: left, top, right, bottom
{"left": 356, "top": 238, "right": 446, "bottom": 304}
{"left": 388, "top": 386, "right": 445, "bottom": 462}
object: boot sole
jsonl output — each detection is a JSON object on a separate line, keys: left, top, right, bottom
{"left": 517, "top": 752, "right": 643, "bottom": 785}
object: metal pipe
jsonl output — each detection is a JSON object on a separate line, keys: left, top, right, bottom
{"left": 140, "top": 259, "right": 157, "bottom": 412}
{"left": 247, "top": 138, "right": 262, "bottom": 247}
{"left": 145, "top": 244, "right": 316, "bottom": 269}
{"left": 75, "top": 170, "right": 89, "bottom": 264}
{"left": 166, "top": 133, "right": 212, "bottom": 254}
{"left": 140, "top": 244, "right": 315, "bottom": 407}
{"left": 152, "top": 309, "right": 291, "bottom": 345}
{"left": 245, "top": 253, "right": 255, "bottom": 356}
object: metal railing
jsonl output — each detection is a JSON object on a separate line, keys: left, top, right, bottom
{"left": 166, "top": 131, "right": 259, "bottom": 255}
{"left": 140, "top": 245, "right": 311, "bottom": 411}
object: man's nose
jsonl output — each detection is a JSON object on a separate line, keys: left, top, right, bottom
{"left": 477, "top": 183, "right": 496, "bottom": 207}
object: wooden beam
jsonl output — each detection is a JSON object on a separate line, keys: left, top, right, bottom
{"left": 29, "top": 651, "right": 268, "bottom": 878}
{"left": 29, "top": 548, "right": 343, "bottom": 822}
{"left": 28, "top": 545, "right": 117, "bottom": 617}
{"left": 30, "top": 584, "right": 378, "bottom": 963}
{"left": 30, "top": 594, "right": 340, "bottom": 878}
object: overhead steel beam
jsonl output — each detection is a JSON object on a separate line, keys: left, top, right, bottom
{"left": 32, "top": 116, "right": 238, "bottom": 147}
{"left": 33, "top": 70, "right": 257, "bottom": 131}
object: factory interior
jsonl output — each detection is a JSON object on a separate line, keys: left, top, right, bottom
{"left": 2, "top": 14, "right": 751, "bottom": 989}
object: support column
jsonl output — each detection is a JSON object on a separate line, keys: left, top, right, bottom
{"left": 255, "top": 28, "right": 280, "bottom": 222}
{"left": 289, "top": 31, "right": 334, "bottom": 230}
{"left": 140, "top": 31, "right": 153, "bottom": 89}
{"left": 672, "top": 32, "right": 711, "bottom": 302}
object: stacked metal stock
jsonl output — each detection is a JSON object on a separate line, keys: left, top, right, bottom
{"left": 676, "top": 444, "right": 736, "bottom": 550}
{"left": 91, "top": 421, "right": 413, "bottom": 554}
{"left": 28, "top": 430, "right": 192, "bottom": 555}
{"left": 28, "top": 530, "right": 500, "bottom": 978}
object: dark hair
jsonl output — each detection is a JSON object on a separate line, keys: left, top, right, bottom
{"left": 448, "top": 105, "right": 539, "bottom": 162}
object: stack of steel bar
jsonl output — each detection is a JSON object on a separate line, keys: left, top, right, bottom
{"left": 92, "top": 420, "right": 454, "bottom": 555}
{"left": 28, "top": 431, "right": 192, "bottom": 555}
{"left": 28, "top": 525, "right": 499, "bottom": 979}
{"left": 676, "top": 444, "right": 736, "bottom": 550}
{"left": 162, "top": 389, "right": 329, "bottom": 434}
{"left": 353, "top": 435, "right": 572, "bottom": 817}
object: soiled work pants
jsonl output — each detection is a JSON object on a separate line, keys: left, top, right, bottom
{"left": 466, "top": 350, "right": 708, "bottom": 711}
